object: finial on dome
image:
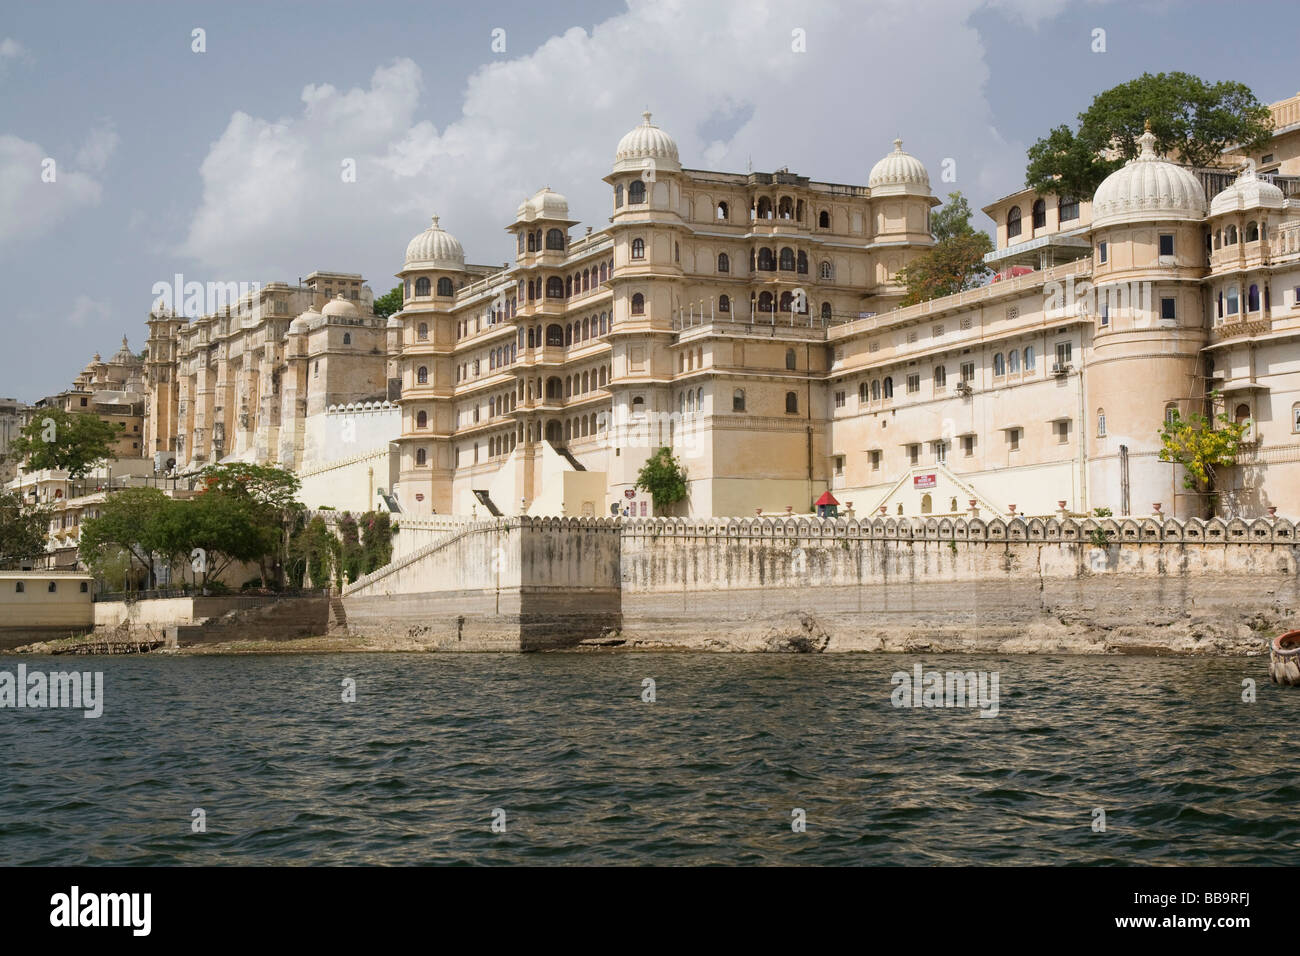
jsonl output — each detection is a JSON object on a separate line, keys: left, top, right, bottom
{"left": 1136, "top": 122, "right": 1158, "bottom": 159}
{"left": 122, "top": 335, "right": 128, "bottom": 348}
{"left": 642, "top": 109, "right": 652, "bottom": 125}
{"left": 1144, "top": 117, "right": 1152, "bottom": 132}
{"left": 893, "top": 138, "right": 903, "bottom": 152}
{"left": 431, "top": 214, "right": 440, "bottom": 228}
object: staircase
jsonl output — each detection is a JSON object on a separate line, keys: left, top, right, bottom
{"left": 555, "top": 446, "right": 587, "bottom": 471}
{"left": 328, "top": 593, "right": 349, "bottom": 633}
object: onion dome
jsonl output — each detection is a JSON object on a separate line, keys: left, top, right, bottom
{"left": 110, "top": 335, "right": 141, "bottom": 365}
{"left": 404, "top": 214, "right": 465, "bottom": 271}
{"left": 1209, "top": 163, "right": 1285, "bottom": 217}
{"left": 1091, "top": 125, "right": 1206, "bottom": 228}
{"left": 288, "top": 305, "right": 319, "bottom": 335}
{"left": 868, "top": 138, "right": 930, "bottom": 196}
{"left": 613, "top": 110, "right": 680, "bottom": 174}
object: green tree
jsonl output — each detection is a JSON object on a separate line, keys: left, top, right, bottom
{"left": 290, "top": 515, "right": 335, "bottom": 588}
{"left": 359, "top": 511, "right": 393, "bottom": 574}
{"left": 1026, "top": 72, "right": 1273, "bottom": 199}
{"left": 198, "top": 463, "right": 303, "bottom": 586}
{"left": 6, "top": 407, "right": 120, "bottom": 479}
{"left": 178, "top": 490, "right": 274, "bottom": 590}
{"left": 897, "top": 191, "right": 993, "bottom": 305}
{"left": 1158, "top": 394, "right": 1249, "bottom": 516}
{"left": 0, "top": 490, "right": 53, "bottom": 569}
{"left": 635, "top": 447, "right": 688, "bottom": 514}
{"left": 373, "top": 285, "right": 404, "bottom": 319}
{"left": 78, "top": 487, "right": 171, "bottom": 590}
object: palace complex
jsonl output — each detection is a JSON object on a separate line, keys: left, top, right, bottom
{"left": 37, "top": 92, "right": 1300, "bottom": 526}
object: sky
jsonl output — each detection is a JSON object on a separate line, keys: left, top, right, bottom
{"left": 2, "top": 0, "right": 1298, "bottom": 402}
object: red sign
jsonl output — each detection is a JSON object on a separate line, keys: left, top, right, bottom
{"left": 624, "top": 489, "right": 636, "bottom": 499}
{"left": 913, "top": 474, "right": 936, "bottom": 489}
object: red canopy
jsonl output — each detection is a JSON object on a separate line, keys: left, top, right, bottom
{"left": 814, "top": 491, "right": 839, "bottom": 506}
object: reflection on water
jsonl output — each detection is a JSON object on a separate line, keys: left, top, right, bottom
{"left": 1, "top": 653, "right": 1297, "bottom": 865}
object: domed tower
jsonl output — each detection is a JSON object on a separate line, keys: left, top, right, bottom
{"left": 602, "top": 111, "right": 686, "bottom": 495}
{"left": 394, "top": 214, "right": 466, "bottom": 514}
{"left": 867, "top": 139, "right": 938, "bottom": 301}
{"left": 1087, "top": 124, "right": 1208, "bottom": 517}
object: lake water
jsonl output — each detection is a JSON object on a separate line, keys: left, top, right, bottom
{"left": 2, "top": 653, "right": 1297, "bottom": 865}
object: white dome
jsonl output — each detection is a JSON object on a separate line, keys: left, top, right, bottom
{"left": 404, "top": 214, "right": 465, "bottom": 271}
{"left": 288, "top": 305, "right": 320, "bottom": 334}
{"left": 613, "top": 110, "right": 680, "bottom": 174}
{"left": 869, "top": 139, "right": 930, "bottom": 195}
{"left": 1091, "top": 127, "right": 1206, "bottom": 229}
{"left": 515, "top": 186, "right": 573, "bottom": 223}
{"left": 1209, "top": 163, "right": 1285, "bottom": 217}
{"left": 322, "top": 294, "right": 359, "bottom": 317}
{"left": 386, "top": 314, "right": 403, "bottom": 329}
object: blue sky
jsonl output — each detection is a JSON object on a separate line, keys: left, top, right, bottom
{"left": 2, "top": 0, "right": 1298, "bottom": 401}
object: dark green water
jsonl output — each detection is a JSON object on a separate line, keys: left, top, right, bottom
{"left": 1, "top": 653, "right": 1297, "bottom": 865}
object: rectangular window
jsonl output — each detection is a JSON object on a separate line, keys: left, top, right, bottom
{"left": 1100, "top": 303, "right": 1109, "bottom": 327}
{"left": 870, "top": 450, "right": 881, "bottom": 471}
{"left": 834, "top": 390, "right": 845, "bottom": 409}
{"left": 1055, "top": 420, "right": 1069, "bottom": 444}
{"left": 908, "top": 444, "right": 920, "bottom": 466}
{"left": 934, "top": 441, "right": 948, "bottom": 465}
{"left": 834, "top": 455, "right": 845, "bottom": 476}
{"left": 1056, "top": 342, "right": 1072, "bottom": 366}
{"left": 934, "top": 366, "right": 946, "bottom": 389}
{"left": 962, "top": 435, "right": 974, "bottom": 457}
{"left": 1159, "top": 234, "right": 1174, "bottom": 257}
{"left": 1098, "top": 241, "right": 1108, "bottom": 264}
{"left": 1008, "top": 428, "right": 1020, "bottom": 452}
{"left": 960, "top": 361, "right": 975, "bottom": 383}
{"left": 1161, "top": 297, "right": 1177, "bottom": 321}
{"left": 906, "top": 374, "right": 920, "bottom": 394}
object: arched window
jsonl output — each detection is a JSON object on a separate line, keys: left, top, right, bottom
{"left": 1058, "top": 195, "right": 1079, "bottom": 222}
{"left": 733, "top": 388, "right": 745, "bottom": 412}
{"left": 582, "top": 269, "right": 590, "bottom": 291}
{"left": 631, "top": 293, "right": 645, "bottom": 315}
{"left": 779, "top": 247, "right": 795, "bottom": 271}
{"left": 778, "top": 196, "right": 794, "bottom": 219}
{"left": 820, "top": 261, "right": 833, "bottom": 281}
{"left": 614, "top": 183, "right": 623, "bottom": 207}
{"left": 416, "top": 410, "right": 428, "bottom": 429}
{"left": 1032, "top": 199, "right": 1046, "bottom": 230}
{"left": 417, "top": 323, "right": 428, "bottom": 341}
{"left": 566, "top": 276, "right": 573, "bottom": 297}
{"left": 1024, "top": 345, "right": 1035, "bottom": 370}
{"left": 417, "top": 366, "right": 428, "bottom": 384}
{"left": 599, "top": 366, "right": 608, "bottom": 387}
{"left": 1225, "top": 224, "right": 1238, "bottom": 245}
{"left": 565, "top": 325, "right": 573, "bottom": 346}
{"left": 631, "top": 395, "right": 646, "bottom": 416}
{"left": 993, "top": 352, "right": 1006, "bottom": 376}
{"left": 1007, "top": 206, "right": 1022, "bottom": 239}
{"left": 437, "top": 277, "right": 453, "bottom": 296}
{"left": 819, "top": 210, "right": 831, "bottom": 229}
{"left": 757, "top": 248, "right": 775, "bottom": 271}
{"left": 546, "top": 324, "right": 564, "bottom": 347}
{"left": 717, "top": 202, "right": 728, "bottom": 220}
{"left": 14, "top": 582, "right": 23, "bottom": 593}
{"left": 582, "top": 317, "right": 590, "bottom": 340}
{"left": 628, "top": 180, "right": 646, "bottom": 204}
{"left": 415, "top": 276, "right": 431, "bottom": 296}
{"left": 779, "top": 291, "right": 794, "bottom": 312}
{"left": 797, "top": 250, "right": 808, "bottom": 274}
{"left": 546, "top": 277, "right": 564, "bottom": 298}
{"left": 821, "top": 302, "right": 832, "bottom": 320}
{"left": 696, "top": 387, "right": 703, "bottom": 412}
{"left": 757, "top": 196, "right": 772, "bottom": 219}
{"left": 600, "top": 312, "right": 608, "bottom": 333}
{"left": 527, "top": 232, "right": 536, "bottom": 252}
{"left": 883, "top": 376, "right": 893, "bottom": 399}
{"left": 631, "top": 238, "right": 645, "bottom": 259}
{"left": 871, "top": 379, "right": 881, "bottom": 401}
{"left": 1248, "top": 284, "right": 1260, "bottom": 312}
{"left": 342, "top": 332, "right": 351, "bottom": 345}
{"left": 785, "top": 391, "right": 798, "bottom": 413}
{"left": 599, "top": 262, "right": 607, "bottom": 283}
{"left": 718, "top": 295, "right": 730, "bottom": 313}
{"left": 1246, "top": 221, "right": 1259, "bottom": 242}
{"left": 1235, "top": 403, "right": 1251, "bottom": 429}
{"left": 527, "top": 327, "right": 535, "bottom": 348}
{"left": 1008, "top": 349, "right": 1020, "bottom": 373}
{"left": 1097, "top": 408, "right": 1107, "bottom": 437}
{"left": 1227, "top": 285, "right": 1239, "bottom": 314}
{"left": 921, "top": 494, "right": 933, "bottom": 515}
{"left": 717, "top": 252, "right": 729, "bottom": 273}
{"left": 758, "top": 292, "right": 773, "bottom": 312}
{"left": 546, "top": 228, "right": 565, "bottom": 250}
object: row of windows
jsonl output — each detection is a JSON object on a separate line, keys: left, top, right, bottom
{"left": 520, "top": 261, "right": 614, "bottom": 302}
{"left": 412, "top": 276, "right": 456, "bottom": 297}
{"left": 519, "top": 228, "right": 569, "bottom": 253}
{"left": 1211, "top": 221, "right": 1263, "bottom": 249}
{"left": 12, "top": 581, "right": 89, "bottom": 593}
{"left": 525, "top": 315, "right": 610, "bottom": 349}
{"left": 1006, "top": 197, "right": 1078, "bottom": 239}
{"left": 1215, "top": 284, "right": 1269, "bottom": 320}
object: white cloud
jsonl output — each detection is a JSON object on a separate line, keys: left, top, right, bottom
{"left": 67, "top": 294, "right": 112, "bottom": 328}
{"left": 0, "top": 134, "right": 104, "bottom": 242}
{"left": 75, "top": 121, "right": 119, "bottom": 174}
{"left": 0, "top": 37, "right": 30, "bottom": 71}
{"left": 179, "top": 0, "right": 1073, "bottom": 278}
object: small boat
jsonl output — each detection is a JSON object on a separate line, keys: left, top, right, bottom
{"left": 1269, "top": 630, "right": 1300, "bottom": 685}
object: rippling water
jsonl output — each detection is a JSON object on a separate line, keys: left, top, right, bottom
{"left": 1, "top": 652, "right": 1298, "bottom": 865}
